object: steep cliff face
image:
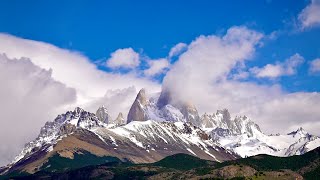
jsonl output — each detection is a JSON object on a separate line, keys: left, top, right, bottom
{"left": 157, "top": 88, "right": 172, "bottom": 108}
{"left": 127, "top": 89, "right": 149, "bottom": 123}
{"left": 96, "top": 106, "right": 112, "bottom": 124}
{"left": 126, "top": 88, "right": 201, "bottom": 127}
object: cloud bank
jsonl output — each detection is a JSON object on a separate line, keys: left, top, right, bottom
{"left": 144, "top": 58, "right": 170, "bottom": 77}
{"left": 0, "top": 54, "right": 76, "bottom": 166}
{"left": 0, "top": 34, "right": 160, "bottom": 166}
{"left": 162, "top": 26, "right": 264, "bottom": 105}
{"left": 0, "top": 24, "right": 319, "bottom": 166}
{"left": 0, "top": 34, "right": 160, "bottom": 102}
{"left": 162, "top": 26, "right": 320, "bottom": 135}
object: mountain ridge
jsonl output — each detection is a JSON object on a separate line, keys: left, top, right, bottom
{"left": 1, "top": 88, "right": 319, "bottom": 176}
{"left": 5, "top": 147, "right": 320, "bottom": 179}
{"left": 1, "top": 106, "right": 237, "bottom": 174}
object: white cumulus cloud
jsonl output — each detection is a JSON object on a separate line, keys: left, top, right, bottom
{"left": 106, "top": 48, "right": 140, "bottom": 69}
{"left": 163, "top": 26, "right": 264, "bottom": 105}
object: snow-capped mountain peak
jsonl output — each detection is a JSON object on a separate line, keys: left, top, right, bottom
{"left": 127, "top": 88, "right": 201, "bottom": 126}
{"left": 287, "top": 127, "right": 310, "bottom": 138}
{"left": 4, "top": 89, "right": 320, "bottom": 175}
{"left": 96, "top": 105, "right": 112, "bottom": 124}
{"left": 5, "top": 104, "right": 238, "bottom": 174}
{"left": 10, "top": 107, "right": 106, "bottom": 165}
{"left": 212, "top": 120, "right": 319, "bottom": 158}
{"left": 201, "top": 109, "right": 261, "bottom": 138}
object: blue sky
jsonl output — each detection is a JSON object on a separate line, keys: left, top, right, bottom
{"left": 3, "top": 1, "right": 319, "bottom": 92}
{"left": 1, "top": 1, "right": 320, "bottom": 164}
{"left": 0, "top": 1, "right": 319, "bottom": 115}
{"left": 1, "top": 0, "right": 319, "bottom": 93}
{"left": 0, "top": 1, "right": 310, "bottom": 57}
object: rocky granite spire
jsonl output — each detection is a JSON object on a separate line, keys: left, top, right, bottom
{"left": 127, "top": 89, "right": 149, "bottom": 123}
{"left": 96, "top": 105, "right": 111, "bottom": 124}
{"left": 114, "top": 112, "right": 125, "bottom": 125}
{"left": 180, "top": 103, "right": 201, "bottom": 127}
{"left": 157, "top": 88, "right": 172, "bottom": 108}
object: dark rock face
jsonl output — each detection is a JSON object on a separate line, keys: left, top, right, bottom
{"left": 77, "top": 110, "right": 101, "bottom": 129}
{"left": 59, "top": 124, "right": 76, "bottom": 135}
{"left": 127, "top": 89, "right": 149, "bottom": 123}
{"left": 96, "top": 106, "right": 111, "bottom": 124}
{"left": 157, "top": 88, "right": 172, "bottom": 108}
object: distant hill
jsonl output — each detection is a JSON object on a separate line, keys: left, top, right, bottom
{"left": 3, "top": 147, "right": 320, "bottom": 179}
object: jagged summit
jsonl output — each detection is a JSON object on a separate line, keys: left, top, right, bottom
{"left": 127, "top": 88, "right": 202, "bottom": 126}
{"left": 4, "top": 91, "right": 320, "bottom": 175}
{"left": 157, "top": 88, "right": 172, "bottom": 108}
{"left": 96, "top": 105, "right": 112, "bottom": 124}
{"left": 114, "top": 112, "right": 125, "bottom": 125}
{"left": 287, "top": 127, "right": 310, "bottom": 138}
{"left": 136, "top": 88, "right": 148, "bottom": 106}
{"left": 4, "top": 106, "right": 238, "bottom": 174}
{"left": 10, "top": 107, "right": 106, "bottom": 166}
{"left": 200, "top": 109, "right": 261, "bottom": 137}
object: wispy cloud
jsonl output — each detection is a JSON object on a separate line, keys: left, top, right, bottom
{"left": 309, "top": 58, "right": 320, "bottom": 74}
{"left": 250, "top": 53, "right": 305, "bottom": 78}
{"left": 168, "top": 43, "right": 187, "bottom": 58}
{"left": 298, "top": 0, "right": 320, "bottom": 30}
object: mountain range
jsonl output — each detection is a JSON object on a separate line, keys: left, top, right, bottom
{"left": 1, "top": 88, "right": 319, "bottom": 177}
{"left": 5, "top": 147, "right": 320, "bottom": 179}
